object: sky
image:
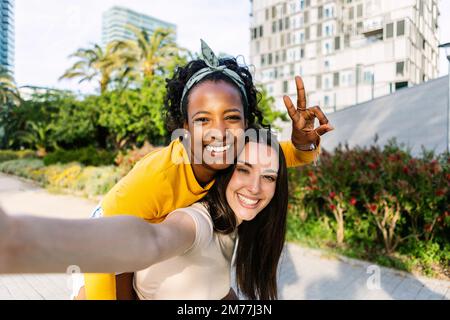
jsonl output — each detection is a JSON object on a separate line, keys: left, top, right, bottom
{"left": 14, "top": 0, "right": 450, "bottom": 94}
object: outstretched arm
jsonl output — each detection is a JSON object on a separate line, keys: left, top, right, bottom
{"left": 0, "top": 207, "right": 195, "bottom": 274}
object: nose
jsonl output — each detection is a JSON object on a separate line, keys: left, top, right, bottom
{"left": 209, "top": 119, "right": 227, "bottom": 142}
{"left": 247, "top": 175, "right": 261, "bottom": 195}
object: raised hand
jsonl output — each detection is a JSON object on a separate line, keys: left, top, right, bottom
{"left": 283, "top": 76, "right": 334, "bottom": 148}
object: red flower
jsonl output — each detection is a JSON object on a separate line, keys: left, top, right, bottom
{"left": 329, "top": 191, "right": 336, "bottom": 199}
{"left": 424, "top": 224, "right": 433, "bottom": 233}
{"left": 368, "top": 204, "right": 377, "bottom": 213}
{"left": 402, "top": 166, "right": 409, "bottom": 174}
{"left": 435, "top": 189, "right": 445, "bottom": 197}
{"left": 368, "top": 162, "right": 377, "bottom": 170}
{"left": 350, "top": 198, "right": 357, "bottom": 206}
{"left": 329, "top": 204, "right": 336, "bottom": 211}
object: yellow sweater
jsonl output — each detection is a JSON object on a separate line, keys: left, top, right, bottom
{"left": 84, "top": 138, "right": 320, "bottom": 299}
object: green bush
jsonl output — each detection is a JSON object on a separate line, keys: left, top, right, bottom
{"left": 0, "top": 150, "right": 36, "bottom": 162}
{"left": 43, "top": 147, "right": 117, "bottom": 166}
{"left": 0, "top": 158, "right": 123, "bottom": 199}
{"left": 288, "top": 139, "right": 449, "bottom": 278}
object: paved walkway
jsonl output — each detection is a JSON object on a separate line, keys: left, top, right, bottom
{"left": 0, "top": 173, "right": 449, "bottom": 300}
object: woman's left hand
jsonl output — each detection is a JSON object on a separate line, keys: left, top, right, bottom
{"left": 283, "top": 76, "right": 334, "bottom": 149}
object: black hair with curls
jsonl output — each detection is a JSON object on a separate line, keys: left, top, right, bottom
{"left": 163, "top": 57, "right": 270, "bottom": 133}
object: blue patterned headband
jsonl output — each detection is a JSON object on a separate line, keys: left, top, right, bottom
{"left": 180, "top": 39, "right": 249, "bottom": 115}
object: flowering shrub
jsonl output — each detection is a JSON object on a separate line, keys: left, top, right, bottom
{"left": 288, "top": 140, "right": 449, "bottom": 277}
{"left": 0, "top": 150, "right": 36, "bottom": 162}
{"left": 0, "top": 159, "right": 123, "bottom": 199}
{"left": 114, "top": 140, "right": 162, "bottom": 175}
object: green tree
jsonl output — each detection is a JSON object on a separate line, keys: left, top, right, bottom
{"left": 0, "top": 67, "right": 20, "bottom": 106}
{"left": 256, "top": 84, "right": 288, "bottom": 129}
{"left": 59, "top": 43, "right": 127, "bottom": 94}
{"left": 115, "top": 26, "right": 187, "bottom": 81}
{"left": 97, "top": 76, "right": 167, "bottom": 149}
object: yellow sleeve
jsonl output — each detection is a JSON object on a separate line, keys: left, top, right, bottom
{"left": 279, "top": 140, "right": 321, "bottom": 168}
{"left": 84, "top": 168, "right": 172, "bottom": 300}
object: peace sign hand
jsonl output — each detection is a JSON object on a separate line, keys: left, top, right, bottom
{"left": 283, "top": 76, "right": 334, "bottom": 149}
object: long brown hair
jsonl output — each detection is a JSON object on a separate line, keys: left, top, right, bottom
{"left": 202, "top": 129, "right": 288, "bottom": 300}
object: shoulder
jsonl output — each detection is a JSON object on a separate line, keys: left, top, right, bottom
{"left": 164, "top": 203, "right": 214, "bottom": 253}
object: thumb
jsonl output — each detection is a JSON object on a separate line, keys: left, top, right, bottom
{"left": 315, "top": 124, "right": 334, "bottom": 136}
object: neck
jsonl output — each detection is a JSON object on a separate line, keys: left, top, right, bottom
{"left": 191, "top": 163, "right": 216, "bottom": 187}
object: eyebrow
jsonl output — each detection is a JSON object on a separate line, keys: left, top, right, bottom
{"left": 191, "top": 108, "right": 243, "bottom": 118}
{"left": 237, "top": 161, "right": 278, "bottom": 174}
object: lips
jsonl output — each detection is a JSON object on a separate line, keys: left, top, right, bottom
{"left": 237, "top": 193, "right": 260, "bottom": 208}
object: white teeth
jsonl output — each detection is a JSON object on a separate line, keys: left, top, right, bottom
{"left": 237, "top": 194, "right": 259, "bottom": 205}
{"left": 206, "top": 144, "right": 231, "bottom": 153}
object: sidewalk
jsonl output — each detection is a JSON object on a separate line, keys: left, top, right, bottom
{"left": 0, "top": 173, "right": 449, "bottom": 300}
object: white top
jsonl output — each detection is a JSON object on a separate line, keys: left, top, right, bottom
{"left": 133, "top": 202, "right": 238, "bottom": 300}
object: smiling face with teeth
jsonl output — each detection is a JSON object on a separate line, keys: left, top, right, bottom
{"left": 225, "top": 141, "right": 279, "bottom": 224}
{"left": 184, "top": 80, "right": 247, "bottom": 185}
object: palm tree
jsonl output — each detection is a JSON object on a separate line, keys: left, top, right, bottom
{"left": 117, "top": 26, "right": 185, "bottom": 80}
{"left": 0, "top": 67, "right": 20, "bottom": 106}
{"left": 59, "top": 43, "right": 127, "bottom": 94}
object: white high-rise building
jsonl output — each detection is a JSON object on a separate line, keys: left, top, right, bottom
{"left": 102, "top": 6, "right": 176, "bottom": 46}
{"left": 249, "top": 0, "right": 440, "bottom": 113}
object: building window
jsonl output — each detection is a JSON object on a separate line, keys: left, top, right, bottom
{"left": 300, "top": 48, "right": 305, "bottom": 58}
{"left": 265, "top": 8, "right": 269, "bottom": 21}
{"left": 335, "top": 36, "right": 340, "bottom": 50}
{"left": 272, "top": 6, "right": 277, "bottom": 18}
{"left": 259, "top": 26, "right": 263, "bottom": 37}
{"left": 279, "top": 19, "right": 283, "bottom": 31}
{"left": 281, "top": 34, "right": 285, "bottom": 46}
{"left": 304, "top": 11, "right": 309, "bottom": 24}
{"left": 333, "top": 72, "right": 339, "bottom": 86}
{"left": 305, "top": 27, "right": 310, "bottom": 40}
{"left": 396, "top": 61, "right": 404, "bottom": 75}
{"left": 285, "top": 17, "right": 290, "bottom": 29}
{"left": 318, "top": 6, "right": 323, "bottom": 19}
{"left": 324, "top": 60, "right": 330, "bottom": 69}
{"left": 283, "top": 80, "right": 289, "bottom": 93}
{"left": 324, "top": 95, "right": 330, "bottom": 107}
{"left": 325, "top": 42, "right": 331, "bottom": 54}
{"left": 364, "top": 71, "right": 373, "bottom": 83}
{"left": 272, "top": 21, "right": 277, "bottom": 33}
{"left": 344, "top": 34, "right": 350, "bottom": 48}
{"left": 397, "top": 20, "right": 405, "bottom": 36}
{"left": 300, "top": 0, "right": 305, "bottom": 10}
{"left": 386, "top": 23, "right": 393, "bottom": 38}
{"left": 357, "top": 4, "right": 363, "bottom": 18}
{"left": 316, "top": 75, "right": 322, "bottom": 89}
{"left": 349, "top": 7, "right": 354, "bottom": 19}
{"left": 317, "top": 23, "right": 322, "bottom": 37}
{"left": 325, "top": 25, "right": 331, "bottom": 36}
{"left": 261, "top": 54, "right": 265, "bottom": 66}
{"left": 268, "top": 53, "right": 273, "bottom": 65}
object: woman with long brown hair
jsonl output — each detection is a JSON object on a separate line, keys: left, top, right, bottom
{"left": 0, "top": 129, "right": 288, "bottom": 300}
